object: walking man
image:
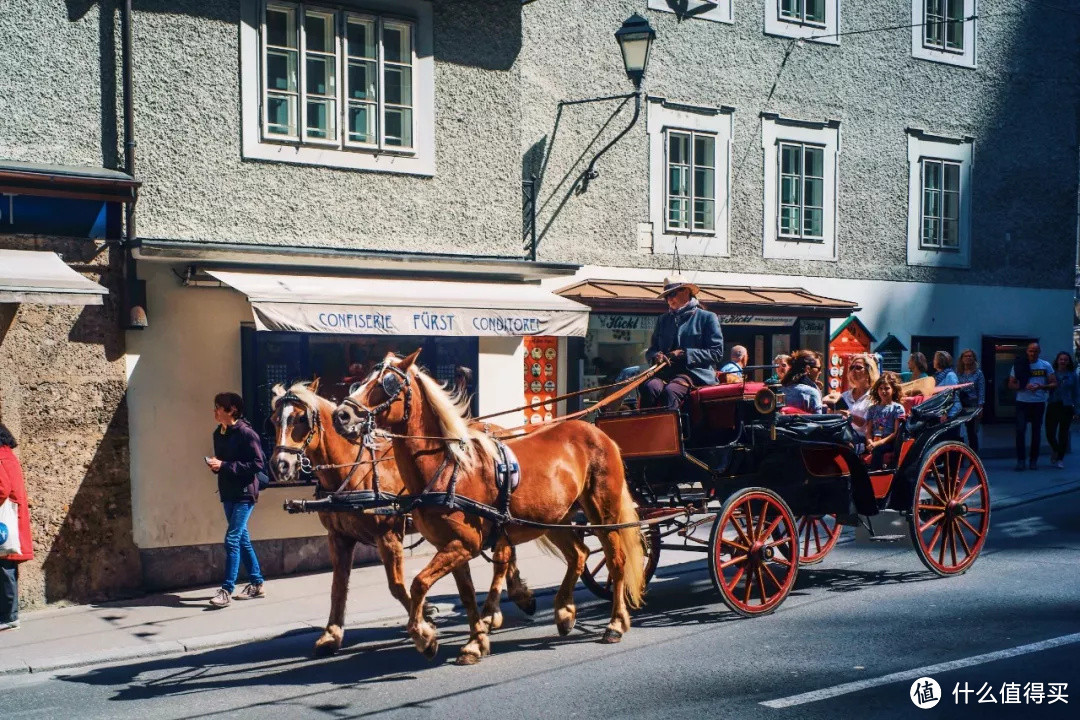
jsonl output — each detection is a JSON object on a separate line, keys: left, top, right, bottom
{"left": 1008, "top": 343, "right": 1055, "bottom": 471}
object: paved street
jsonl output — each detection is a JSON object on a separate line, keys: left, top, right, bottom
{"left": 4, "top": 478, "right": 1079, "bottom": 720}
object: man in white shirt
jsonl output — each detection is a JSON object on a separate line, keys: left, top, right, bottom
{"left": 1008, "top": 342, "right": 1056, "bottom": 471}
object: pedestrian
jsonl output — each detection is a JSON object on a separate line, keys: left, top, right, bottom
{"left": 720, "top": 345, "right": 747, "bottom": 382}
{"left": 1008, "top": 342, "right": 1056, "bottom": 471}
{"left": 956, "top": 349, "right": 986, "bottom": 452}
{"left": 781, "top": 350, "right": 824, "bottom": 414}
{"left": 866, "top": 372, "right": 907, "bottom": 471}
{"left": 1045, "top": 351, "right": 1078, "bottom": 469}
{"left": 932, "top": 351, "right": 963, "bottom": 420}
{"left": 0, "top": 423, "right": 32, "bottom": 631}
{"left": 206, "top": 392, "right": 267, "bottom": 607}
{"left": 767, "top": 354, "right": 790, "bottom": 385}
{"left": 641, "top": 274, "right": 724, "bottom": 411}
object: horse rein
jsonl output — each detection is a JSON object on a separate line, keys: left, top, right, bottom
{"left": 273, "top": 392, "right": 369, "bottom": 492}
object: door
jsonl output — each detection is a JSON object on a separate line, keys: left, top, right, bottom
{"left": 981, "top": 336, "right": 1038, "bottom": 423}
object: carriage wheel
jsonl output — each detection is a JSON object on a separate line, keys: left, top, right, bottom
{"left": 795, "top": 515, "right": 842, "bottom": 565}
{"left": 709, "top": 487, "right": 799, "bottom": 617}
{"left": 909, "top": 442, "right": 990, "bottom": 576}
{"left": 577, "top": 523, "right": 662, "bottom": 601}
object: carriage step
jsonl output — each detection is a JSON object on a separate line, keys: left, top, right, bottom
{"left": 868, "top": 534, "right": 906, "bottom": 542}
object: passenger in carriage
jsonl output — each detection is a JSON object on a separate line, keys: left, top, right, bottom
{"left": 640, "top": 274, "right": 724, "bottom": 411}
{"left": 866, "top": 372, "right": 907, "bottom": 471}
{"left": 780, "top": 350, "right": 825, "bottom": 414}
{"left": 719, "top": 345, "right": 748, "bottom": 382}
{"left": 824, "top": 352, "right": 879, "bottom": 446}
{"left": 767, "top": 354, "right": 790, "bottom": 385}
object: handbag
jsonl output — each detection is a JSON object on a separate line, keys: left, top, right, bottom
{"left": 0, "top": 498, "right": 20, "bottom": 556}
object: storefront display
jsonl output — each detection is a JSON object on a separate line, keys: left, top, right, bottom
{"left": 827, "top": 316, "right": 876, "bottom": 393}
{"left": 523, "top": 336, "right": 559, "bottom": 425}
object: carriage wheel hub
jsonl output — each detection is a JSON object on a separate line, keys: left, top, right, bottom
{"left": 946, "top": 500, "right": 968, "bottom": 517}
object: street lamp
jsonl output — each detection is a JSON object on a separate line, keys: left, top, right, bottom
{"left": 615, "top": 13, "right": 656, "bottom": 90}
{"left": 577, "top": 14, "right": 657, "bottom": 194}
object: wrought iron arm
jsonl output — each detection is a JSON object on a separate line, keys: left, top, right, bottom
{"left": 576, "top": 90, "right": 642, "bottom": 195}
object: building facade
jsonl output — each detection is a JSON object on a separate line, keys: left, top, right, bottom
{"left": 1, "top": 0, "right": 1077, "bottom": 605}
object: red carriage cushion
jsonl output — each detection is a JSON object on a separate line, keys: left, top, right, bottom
{"left": 780, "top": 405, "right": 811, "bottom": 415}
{"left": 689, "top": 382, "right": 766, "bottom": 430}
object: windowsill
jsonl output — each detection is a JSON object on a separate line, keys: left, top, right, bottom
{"left": 664, "top": 228, "right": 718, "bottom": 237}
{"left": 780, "top": 18, "right": 827, "bottom": 29}
{"left": 918, "top": 245, "right": 961, "bottom": 253}
{"left": 261, "top": 136, "right": 418, "bottom": 158}
{"left": 242, "top": 140, "right": 434, "bottom": 175}
{"left": 778, "top": 236, "right": 826, "bottom": 244}
{"left": 921, "top": 44, "right": 966, "bottom": 56}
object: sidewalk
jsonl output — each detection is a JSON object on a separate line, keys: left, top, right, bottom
{"left": 2, "top": 427, "right": 1076, "bottom": 677}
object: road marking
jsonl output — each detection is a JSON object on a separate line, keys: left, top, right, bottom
{"left": 760, "top": 632, "right": 1080, "bottom": 708}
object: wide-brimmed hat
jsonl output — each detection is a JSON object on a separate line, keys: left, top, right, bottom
{"left": 658, "top": 274, "right": 700, "bottom": 299}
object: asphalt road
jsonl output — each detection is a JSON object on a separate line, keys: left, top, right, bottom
{"left": 6, "top": 490, "right": 1079, "bottom": 720}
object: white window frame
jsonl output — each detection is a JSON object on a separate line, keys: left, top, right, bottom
{"left": 765, "top": 0, "right": 840, "bottom": 45}
{"left": 761, "top": 114, "right": 840, "bottom": 261}
{"left": 241, "top": 0, "right": 435, "bottom": 176}
{"left": 647, "top": 0, "right": 732, "bottom": 25}
{"left": 907, "top": 130, "right": 973, "bottom": 268}
{"left": 911, "top": 0, "right": 977, "bottom": 69}
{"left": 647, "top": 98, "right": 733, "bottom": 257}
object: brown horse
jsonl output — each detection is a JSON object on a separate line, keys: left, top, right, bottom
{"left": 268, "top": 381, "right": 536, "bottom": 657}
{"left": 332, "top": 350, "right": 645, "bottom": 665}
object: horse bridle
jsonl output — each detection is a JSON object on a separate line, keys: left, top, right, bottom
{"left": 340, "top": 362, "right": 413, "bottom": 425}
{"left": 273, "top": 392, "right": 320, "bottom": 475}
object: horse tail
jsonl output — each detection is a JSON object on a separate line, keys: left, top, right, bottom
{"left": 536, "top": 535, "right": 564, "bottom": 560}
{"left": 610, "top": 451, "right": 646, "bottom": 610}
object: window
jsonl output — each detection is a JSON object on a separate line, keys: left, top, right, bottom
{"left": 778, "top": 142, "right": 825, "bottom": 240}
{"left": 923, "top": 0, "right": 965, "bottom": 52}
{"left": 907, "top": 130, "right": 973, "bottom": 268}
{"left": 766, "top": 0, "right": 839, "bottom": 44}
{"left": 647, "top": 99, "right": 733, "bottom": 257}
{"left": 781, "top": 0, "right": 825, "bottom": 25}
{"left": 911, "top": 0, "right": 976, "bottom": 68}
{"left": 647, "top": 0, "right": 732, "bottom": 24}
{"left": 920, "top": 159, "right": 961, "bottom": 249}
{"left": 761, "top": 114, "right": 839, "bottom": 261}
{"left": 666, "top": 131, "right": 716, "bottom": 234}
{"left": 261, "top": 4, "right": 412, "bottom": 149}
{"left": 911, "top": 336, "right": 957, "bottom": 366}
{"left": 241, "top": 0, "right": 434, "bottom": 175}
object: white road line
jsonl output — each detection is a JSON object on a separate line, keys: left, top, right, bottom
{"left": 760, "top": 632, "right": 1080, "bottom": 709}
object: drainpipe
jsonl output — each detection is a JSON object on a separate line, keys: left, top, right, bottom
{"left": 120, "top": 0, "right": 147, "bottom": 328}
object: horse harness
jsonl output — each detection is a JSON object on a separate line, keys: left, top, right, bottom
{"left": 273, "top": 391, "right": 366, "bottom": 494}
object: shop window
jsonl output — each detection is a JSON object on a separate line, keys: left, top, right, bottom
{"left": 911, "top": 335, "right": 956, "bottom": 366}
{"left": 912, "top": 0, "right": 977, "bottom": 68}
{"left": 240, "top": 0, "right": 435, "bottom": 175}
{"left": 242, "top": 328, "right": 478, "bottom": 449}
{"left": 765, "top": 0, "right": 840, "bottom": 45}
{"left": 907, "top": 130, "right": 973, "bottom": 268}
{"left": 762, "top": 114, "right": 840, "bottom": 261}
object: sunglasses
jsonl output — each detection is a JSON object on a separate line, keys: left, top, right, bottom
{"left": 850, "top": 365, "right": 866, "bottom": 371}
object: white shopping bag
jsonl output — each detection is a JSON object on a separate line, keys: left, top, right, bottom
{"left": 0, "top": 498, "right": 20, "bottom": 556}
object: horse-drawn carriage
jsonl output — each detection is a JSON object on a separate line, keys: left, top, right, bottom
{"left": 581, "top": 378, "right": 991, "bottom": 616}
{"left": 277, "top": 351, "right": 989, "bottom": 663}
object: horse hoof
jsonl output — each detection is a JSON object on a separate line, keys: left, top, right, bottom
{"left": 556, "top": 617, "right": 575, "bottom": 636}
{"left": 422, "top": 603, "right": 439, "bottom": 622}
{"left": 422, "top": 639, "right": 439, "bottom": 661}
{"left": 456, "top": 650, "right": 482, "bottom": 666}
{"left": 521, "top": 595, "right": 537, "bottom": 616}
{"left": 600, "top": 628, "right": 623, "bottom": 644}
{"left": 313, "top": 641, "right": 340, "bottom": 658}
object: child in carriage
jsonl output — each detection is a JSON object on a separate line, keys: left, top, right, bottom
{"left": 866, "top": 372, "right": 907, "bottom": 470}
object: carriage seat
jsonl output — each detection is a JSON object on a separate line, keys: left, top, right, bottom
{"left": 688, "top": 381, "right": 766, "bottom": 430}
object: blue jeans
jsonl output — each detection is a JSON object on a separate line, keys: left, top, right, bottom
{"left": 222, "top": 501, "right": 263, "bottom": 593}
{"left": 0, "top": 559, "right": 17, "bottom": 623}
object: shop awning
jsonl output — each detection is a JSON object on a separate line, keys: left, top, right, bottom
{"left": 556, "top": 279, "right": 859, "bottom": 318}
{"left": 207, "top": 269, "right": 590, "bottom": 337}
{"left": 0, "top": 249, "right": 108, "bottom": 305}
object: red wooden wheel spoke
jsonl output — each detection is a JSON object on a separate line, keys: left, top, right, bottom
{"left": 743, "top": 567, "right": 755, "bottom": 605}
{"left": 937, "top": 519, "right": 949, "bottom": 566}
{"left": 753, "top": 501, "right": 768, "bottom": 540}
{"left": 801, "top": 522, "right": 812, "bottom": 557}
{"left": 756, "top": 567, "right": 769, "bottom": 604}
{"left": 948, "top": 519, "right": 959, "bottom": 567}
{"left": 921, "top": 483, "right": 947, "bottom": 507}
{"left": 925, "top": 519, "right": 945, "bottom": 556}
{"left": 730, "top": 513, "right": 753, "bottom": 548}
{"left": 724, "top": 564, "right": 746, "bottom": 593}
{"left": 957, "top": 515, "right": 983, "bottom": 539}
{"left": 720, "top": 554, "right": 747, "bottom": 570}
{"left": 812, "top": 520, "right": 823, "bottom": 552}
{"left": 956, "top": 483, "right": 982, "bottom": 505}
{"left": 965, "top": 508, "right": 987, "bottom": 514}
{"left": 931, "top": 464, "right": 949, "bottom": 499}
{"left": 955, "top": 463, "right": 975, "bottom": 495}
{"left": 917, "top": 503, "right": 946, "bottom": 511}
{"left": 762, "top": 515, "right": 783, "bottom": 540}
{"left": 761, "top": 561, "right": 784, "bottom": 592}
{"left": 955, "top": 522, "right": 973, "bottom": 556}
{"left": 722, "top": 537, "right": 750, "bottom": 552}
{"left": 919, "top": 512, "right": 946, "bottom": 534}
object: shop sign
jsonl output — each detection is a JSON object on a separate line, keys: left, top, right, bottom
{"left": 524, "top": 336, "right": 559, "bottom": 425}
{"left": 251, "top": 304, "right": 588, "bottom": 337}
{"left": 720, "top": 315, "right": 797, "bottom": 327}
{"left": 589, "top": 314, "right": 658, "bottom": 331}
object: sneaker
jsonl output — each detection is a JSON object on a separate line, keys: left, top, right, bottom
{"left": 0, "top": 620, "right": 19, "bottom": 632}
{"left": 236, "top": 583, "right": 265, "bottom": 600}
{"left": 1055, "top": 460, "right": 1065, "bottom": 469}
{"left": 1029, "top": 460, "right": 1038, "bottom": 470}
{"left": 1014, "top": 462, "right": 1026, "bottom": 472}
{"left": 208, "top": 588, "right": 231, "bottom": 608}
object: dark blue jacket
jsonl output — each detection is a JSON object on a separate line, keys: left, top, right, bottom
{"left": 212, "top": 419, "right": 266, "bottom": 503}
{"left": 645, "top": 299, "right": 725, "bottom": 386}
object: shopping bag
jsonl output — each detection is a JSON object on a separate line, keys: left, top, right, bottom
{"left": 0, "top": 498, "right": 20, "bottom": 556}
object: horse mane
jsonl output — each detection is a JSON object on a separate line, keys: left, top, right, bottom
{"left": 412, "top": 368, "right": 496, "bottom": 467}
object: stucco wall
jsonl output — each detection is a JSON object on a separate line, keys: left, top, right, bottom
{"left": 520, "top": 0, "right": 1079, "bottom": 289}
{"left": 0, "top": 236, "right": 139, "bottom": 608}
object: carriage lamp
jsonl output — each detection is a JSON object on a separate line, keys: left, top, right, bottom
{"left": 615, "top": 14, "right": 656, "bottom": 89}
{"left": 576, "top": 14, "right": 657, "bottom": 195}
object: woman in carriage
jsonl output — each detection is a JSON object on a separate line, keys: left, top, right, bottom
{"left": 780, "top": 350, "right": 825, "bottom": 414}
